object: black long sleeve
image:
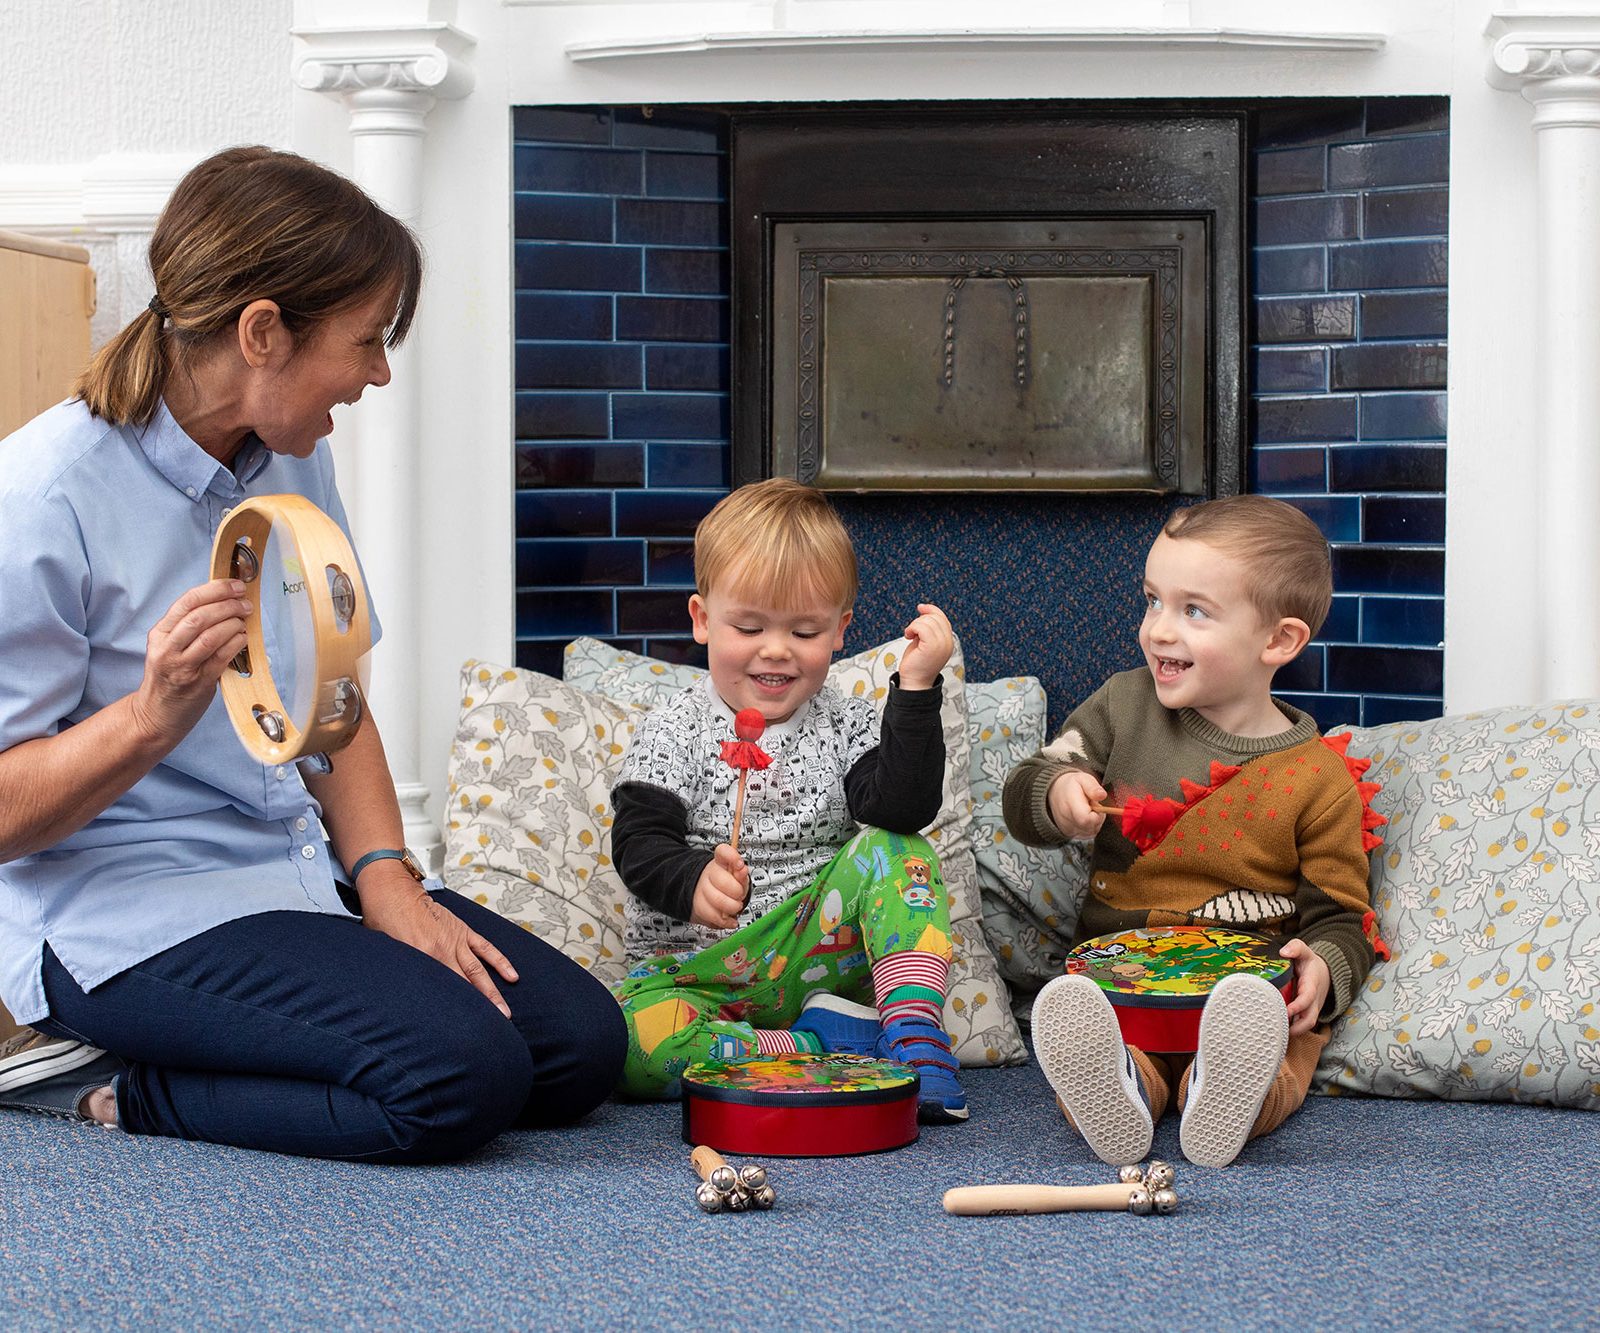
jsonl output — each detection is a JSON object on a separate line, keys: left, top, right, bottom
{"left": 843, "top": 673, "right": 946, "bottom": 833}
{"left": 609, "top": 780, "right": 712, "bottom": 923}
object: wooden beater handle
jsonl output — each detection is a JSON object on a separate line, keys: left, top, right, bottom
{"left": 1090, "top": 801, "right": 1125, "bottom": 818}
{"left": 942, "top": 1183, "right": 1143, "bottom": 1216}
{"left": 690, "top": 1145, "right": 732, "bottom": 1183}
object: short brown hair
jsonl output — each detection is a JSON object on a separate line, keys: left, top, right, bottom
{"left": 694, "top": 478, "right": 858, "bottom": 611}
{"left": 76, "top": 146, "right": 422, "bottom": 426}
{"left": 1163, "top": 495, "right": 1332, "bottom": 635}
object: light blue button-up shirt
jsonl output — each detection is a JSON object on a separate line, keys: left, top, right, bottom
{"left": 0, "top": 398, "right": 381, "bottom": 1023}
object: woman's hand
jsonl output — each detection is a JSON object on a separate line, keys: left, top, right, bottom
{"left": 128, "top": 579, "right": 252, "bottom": 747}
{"left": 900, "top": 603, "right": 954, "bottom": 691}
{"left": 360, "top": 873, "right": 519, "bottom": 1018}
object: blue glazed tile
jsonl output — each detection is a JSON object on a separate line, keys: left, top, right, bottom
{"left": 1274, "top": 643, "right": 1326, "bottom": 692}
{"left": 1255, "top": 296, "right": 1356, "bottom": 344}
{"left": 615, "top": 488, "right": 725, "bottom": 537}
{"left": 1255, "top": 101, "right": 1364, "bottom": 148}
{"left": 1362, "top": 187, "right": 1448, "bottom": 240}
{"left": 1361, "top": 595, "right": 1445, "bottom": 647}
{"left": 514, "top": 146, "right": 642, "bottom": 195}
{"left": 1252, "top": 396, "right": 1357, "bottom": 443}
{"left": 1255, "top": 145, "right": 1326, "bottom": 196}
{"left": 515, "top": 489, "right": 613, "bottom": 538}
{"left": 613, "top": 107, "right": 725, "bottom": 152}
{"left": 1320, "top": 595, "right": 1361, "bottom": 642}
{"left": 1329, "top": 444, "right": 1446, "bottom": 492}
{"left": 1329, "top": 137, "right": 1448, "bottom": 189}
{"left": 513, "top": 194, "right": 612, "bottom": 243}
{"left": 1364, "top": 495, "right": 1446, "bottom": 544}
{"left": 1330, "top": 343, "right": 1447, "bottom": 392}
{"left": 616, "top": 199, "right": 728, "bottom": 247}
{"left": 617, "top": 296, "right": 728, "bottom": 343}
{"left": 514, "top": 392, "right": 610, "bottom": 441}
{"left": 1282, "top": 495, "right": 1361, "bottom": 543}
{"left": 1278, "top": 691, "right": 1363, "bottom": 731}
{"left": 1328, "top": 645, "right": 1443, "bottom": 696}
{"left": 516, "top": 243, "right": 641, "bottom": 294}
{"left": 1359, "top": 291, "right": 1446, "bottom": 340}
{"left": 1360, "top": 392, "right": 1447, "bottom": 441}
{"left": 1328, "top": 239, "right": 1448, "bottom": 291}
{"left": 643, "top": 637, "right": 709, "bottom": 668}
{"left": 647, "top": 539, "right": 697, "bottom": 585}
{"left": 516, "top": 443, "right": 643, "bottom": 489}
{"left": 517, "top": 538, "right": 644, "bottom": 587}
{"left": 645, "top": 152, "right": 727, "bottom": 200}
{"left": 1364, "top": 97, "right": 1449, "bottom": 138}
{"left": 646, "top": 249, "right": 729, "bottom": 296}
{"left": 613, "top": 393, "right": 728, "bottom": 441}
{"left": 1331, "top": 546, "right": 1445, "bottom": 596}
{"left": 1254, "top": 247, "right": 1327, "bottom": 295}
{"left": 516, "top": 342, "right": 642, "bottom": 391}
{"left": 646, "top": 345, "right": 729, "bottom": 392}
{"left": 516, "top": 589, "right": 615, "bottom": 638}
{"left": 618, "top": 587, "right": 696, "bottom": 634}
{"left": 1253, "top": 348, "right": 1327, "bottom": 394}
{"left": 514, "top": 638, "right": 571, "bottom": 678}
{"left": 648, "top": 441, "right": 730, "bottom": 487}
{"left": 1361, "top": 694, "right": 1445, "bottom": 727}
{"left": 516, "top": 292, "right": 612, "bottom": 341}
{"left": 513, "top": 106, "right": 610, "bottom": 145}
{"left": 1254, "top": 195, "right": 1359, "bottom": 246}
{"left": 1249, "top": 446, "right": 1328, "bottom": 492}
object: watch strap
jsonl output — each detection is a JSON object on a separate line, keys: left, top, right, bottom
{"left": 349, "top": 847, "right": 424, "bottom": 883}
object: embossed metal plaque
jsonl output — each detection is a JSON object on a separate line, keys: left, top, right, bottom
{"left": 769, "top": 219, "right": 1206, "bottom": 493}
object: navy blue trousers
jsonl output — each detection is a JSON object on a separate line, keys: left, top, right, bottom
{"left": 36, "top": 890, "right": 626, "bottom": 1163}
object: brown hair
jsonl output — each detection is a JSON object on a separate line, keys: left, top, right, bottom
{"left": 694, "top": 478, "right": 859, "bottom": 611}
{"left": 75, "top": 146, "right": 422, "bottom": 426}
{"left": 1163, "top": 494, "right": 1333, "bottom": 635}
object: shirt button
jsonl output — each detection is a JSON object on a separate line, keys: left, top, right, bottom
{"left": 185, "top": 486, "right": 197, "bottom": 498}
{"left": 294, "top": 817, "right": 308, "bottom": 831}
{"left": 221, "top": 506, "right": 234, "bottom": 519}
{"left": 275, "top": 766, "right": 287, "bottom": 780}
{"left": 301, "top": 844, "right": 317, "bottom": 860}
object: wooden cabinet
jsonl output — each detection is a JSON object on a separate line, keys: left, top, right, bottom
{"left": 0, "top": 229, "right": 96, "bottom": 439}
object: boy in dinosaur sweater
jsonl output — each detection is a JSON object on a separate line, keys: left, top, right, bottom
{"left": 1002, "top": 495, "right": 1385, "bottom": 1168}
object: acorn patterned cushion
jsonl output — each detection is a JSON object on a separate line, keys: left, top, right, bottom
{"left": 561, "top": 635, "right": 1026, "bottom": 1066}
{"left": 1316, "top": 701, "right": 1600, "bottom": 1109}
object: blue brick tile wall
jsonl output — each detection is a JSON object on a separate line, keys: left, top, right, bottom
{"left": 513, "top": 98, "right": 1447, "bottom": 731}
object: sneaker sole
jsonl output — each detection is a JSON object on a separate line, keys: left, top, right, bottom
{"left": 0, "top": 1041, "right": 104, "bottom": 1095}
{"left": 1180, "top": 974, "right": 1289, "bottom": 1168}
{"left": 1032, "top": 975, "right": 1152, "bottom": 1166}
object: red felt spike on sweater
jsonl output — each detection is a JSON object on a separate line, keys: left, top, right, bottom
{"left": 1320, "top": 734, "right": 1388, "bottom": 852}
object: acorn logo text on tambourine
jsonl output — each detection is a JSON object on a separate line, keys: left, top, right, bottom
{"left": 208, "top": 494, "right": 372, "bottom": 766}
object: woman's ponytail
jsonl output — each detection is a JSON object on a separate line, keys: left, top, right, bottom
{"left": 74, "top": 304, "right": 169, "bottom": 427}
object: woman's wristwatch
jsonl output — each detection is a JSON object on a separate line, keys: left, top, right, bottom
{"left": 348, "top": 847, "right": 426, "bottom": 884}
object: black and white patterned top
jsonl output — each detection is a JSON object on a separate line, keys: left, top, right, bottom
{"left": 612, "top": 674, "right": 945, "bottom": 958}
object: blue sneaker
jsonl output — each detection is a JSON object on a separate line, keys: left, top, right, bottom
{"left": 791, "top": 993, "right": 883, "bottom": 1055}
{"left": 879, "top": 1016, "right": 969, "bottom": 1124}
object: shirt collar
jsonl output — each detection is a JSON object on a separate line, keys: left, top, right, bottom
{"left": 131, "top": 400, "right": 272, "bottom": 500}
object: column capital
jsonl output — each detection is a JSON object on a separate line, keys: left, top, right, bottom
{"left": 292, "top": 20, "right": 476, "bottom": 106}
{"left": 1488, "top": 11, "right": 1600, "bottom": 96}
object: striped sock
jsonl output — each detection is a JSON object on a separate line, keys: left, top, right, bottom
{"left": 756, "top": 1028, "right": 821, "bottom": 1055}
{"left": 872, "top": 951, "right": 950, "bottom": 1029}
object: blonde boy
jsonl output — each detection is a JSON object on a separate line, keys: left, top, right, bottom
{"left": 1003, "top": 495, "right": 1384, "bottom": 1166}
{"left": 609, "top": 479, "right": 969, "bottom": 1122}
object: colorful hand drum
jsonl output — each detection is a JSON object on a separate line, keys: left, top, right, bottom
{"left": 209, "top": 494, "right": 372, "bottom": 765}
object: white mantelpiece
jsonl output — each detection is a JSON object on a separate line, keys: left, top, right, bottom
{"left": 292, "top": 11, "right": 477, "bottom": 871}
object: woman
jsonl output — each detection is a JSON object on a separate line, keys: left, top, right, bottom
{"left": 0, "top": 146, "right": 625, "bottom": 1161}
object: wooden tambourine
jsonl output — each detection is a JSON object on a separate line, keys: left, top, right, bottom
{"left": 680, "top": 1053, "right": 920, "bottom": 1157}
{"left": 208, "top": 494, "right": 371, "bottom": 765}
{"left": 1064, "top": 925, "right": 1294, "bottom": 1054}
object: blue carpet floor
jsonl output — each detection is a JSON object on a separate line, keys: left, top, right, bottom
{"left": 0, "top": 1061, "right": 1592, "bottom": 1329}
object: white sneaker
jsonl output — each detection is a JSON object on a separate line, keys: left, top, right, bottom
{"left": 1031, "top": 974, "right": 1153, "bottom": 1166}
{"left": 1179, "top": 972, "right": 1289, "bottom": 1168}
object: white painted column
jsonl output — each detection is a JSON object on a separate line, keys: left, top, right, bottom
{"left": 1489, "top": 12, "right": 1600, "bottom": 702}
{"left": 293, "top": 17, "right": 475, "bottom": 869}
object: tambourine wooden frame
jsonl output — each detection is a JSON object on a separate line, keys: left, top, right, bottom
{"left": 208, "top": 493, "right": 371, "bottom": 765}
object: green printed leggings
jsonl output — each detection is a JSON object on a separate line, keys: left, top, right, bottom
{"left": 613, "top": 828, "right": 951, "bottom": 1098}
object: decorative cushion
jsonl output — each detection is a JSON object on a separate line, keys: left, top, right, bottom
{"left": 965, "top": 676, "right": 1091, "bottom": 1028}
{"left": 1316, "top": 701, "right": 1600, "bottom": 1110}
{"left": 561, "top": 635, "right": 1026, "bottom": 1066}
